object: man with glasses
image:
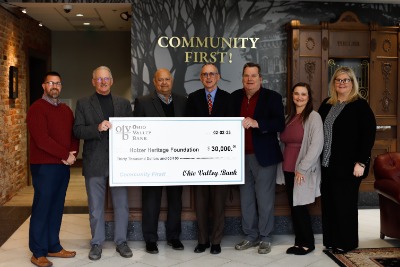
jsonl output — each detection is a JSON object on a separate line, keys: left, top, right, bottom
{"left": 133, "top": 68, "right": 187, "bottom": 254}
{"left": 27, "top": 71, "right": 79, "bottom": 267}
{"left": 232, "top": 62, "right": 285, "bottom": 254}
{"left": 73, "top": 66, "right": 133, "bottom": 261}
{"left": 186, "top": 63, "right": 233, "bottom": 254}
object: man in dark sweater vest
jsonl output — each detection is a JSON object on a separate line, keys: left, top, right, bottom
{"left": 73, "top": 66, "right": 133, "bottom": 261}
{"left": 27, "top": 71, "right": 79, "bottom": 267}
{"left": 133, "top": 68, "right": 187, "bottom": 254}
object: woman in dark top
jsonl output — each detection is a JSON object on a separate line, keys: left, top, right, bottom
{"left": 318, "top": 66, "right": 376, "bottom": 254}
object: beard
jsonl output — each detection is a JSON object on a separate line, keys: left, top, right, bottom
{"left": 46, "top": 89, "right": 59, "bottom": 99}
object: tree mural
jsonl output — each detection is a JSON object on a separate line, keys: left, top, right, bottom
{"left": 131, "top": 0, "right": 294, "bottom": 98}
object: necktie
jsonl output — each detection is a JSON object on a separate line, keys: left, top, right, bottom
{"left": 207, "top": 93, "right": 212, "bottom": 115}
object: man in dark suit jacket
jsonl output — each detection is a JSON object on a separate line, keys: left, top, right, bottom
{"left": 186, "top": 63, "right": 232, "bottom": 255}
{"left": 231, "top": 62, "right": 285, "bottom": 254}
{"left": 134, "top": 68, "right": 187, "bottom": 254}
{"left": 73, "top": 66, "right": 133, "bottom": 261}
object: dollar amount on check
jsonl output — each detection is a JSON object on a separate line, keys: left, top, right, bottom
{"left": 109, "top": 117, "right": 244, "bottom": 186}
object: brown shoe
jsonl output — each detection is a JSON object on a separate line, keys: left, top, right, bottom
{"left": 30, "top": 256, "right": 53, "bottom": 267}
{"left": 47, "top": 248, "right": 76, "bottom": 258}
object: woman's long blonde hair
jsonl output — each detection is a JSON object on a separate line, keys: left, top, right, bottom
{"left": 327, "top": 66, "right": 361, "bottom": 105}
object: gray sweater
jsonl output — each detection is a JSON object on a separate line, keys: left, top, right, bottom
{"left": 276, "top": 110, "right": 324, "bottom": 206}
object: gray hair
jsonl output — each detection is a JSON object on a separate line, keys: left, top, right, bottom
{"left": 92, "top": 66, "right": 113, "bottom": 78}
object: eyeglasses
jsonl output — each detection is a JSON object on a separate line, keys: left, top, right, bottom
{"left": 94, "top": 77, "right": 112, "bottom": 83}
{"left": 201, "top": 72, "right": 218, "bottom": 78}
{"left": 44, "top": 81, "right": 62, "bottom": 87}
{"left": 334, "top": 78, "right": 352, "bottom": 84}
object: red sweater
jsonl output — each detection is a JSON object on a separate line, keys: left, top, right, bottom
{"left": 27, "top": 99, "right": 79, "bottom": 164}
{"left": 240, "top": 89, "right": 260, "bottom": 154}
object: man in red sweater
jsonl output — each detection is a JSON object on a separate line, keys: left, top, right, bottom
{"left": 27, "top": 71, "right": 79, "bottom": 267}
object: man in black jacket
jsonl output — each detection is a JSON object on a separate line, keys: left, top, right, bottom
{"left": 186, "top": 63, "right": 232, "bottom": 255}
{"left": 134, "top": 68, "right": 187, "bottom": 254}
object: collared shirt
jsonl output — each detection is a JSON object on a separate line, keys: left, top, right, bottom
{"left": 240, "top": 88, "right": 261, "bottom": 154}
{"left": 42, "top": 94, "right": 60, "bottom": 106}
{"left": 205, "top": 88, "right": 217, "bottom": 104}
{"left": 157, "top": 93, "right": 173, "bottom": 105}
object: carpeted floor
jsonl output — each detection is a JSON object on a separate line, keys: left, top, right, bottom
{"left": 324, "top": 247, "right": 400, "bottom": 267}
{"left": 0, "top": 206, "right": 31, "bottom": 247}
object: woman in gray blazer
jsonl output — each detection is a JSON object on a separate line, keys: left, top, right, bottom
{"left": 277, "top": 82, "right": 323, "bottom": 255}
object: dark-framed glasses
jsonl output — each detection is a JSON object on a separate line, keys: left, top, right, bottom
{"left": 201, "top": 72, "right": 217, "bottom": 78}
{"left": 94, "top": 77, "right": 112, "bottom": 83}
{"left": 45, "top": 81, "right": 62, "bottom": 87}
{"left": 334, "top": 78, "right": 352, "bottom": 84}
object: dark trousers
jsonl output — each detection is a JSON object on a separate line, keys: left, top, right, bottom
{"left": 195, "top": 185, "right": 228, "bottom": 245}
{"left": 284, "top": 171, "right": 315, "bottom": 249}
{"left": 29, "top": 164, "right": 70, "bottom": 258}
{"left": 142, "top": 186, "right": 183, "bottom": 242}
{"left": 321, "top": 166, "right": 362, "bottom": 251}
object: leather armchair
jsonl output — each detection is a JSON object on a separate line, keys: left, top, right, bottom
{"left": 373, "top": 152, "right": 400, "bottom": 239}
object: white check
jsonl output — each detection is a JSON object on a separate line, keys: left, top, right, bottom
{"left": 109, "top": 117, "right": 244, "bottom": 186}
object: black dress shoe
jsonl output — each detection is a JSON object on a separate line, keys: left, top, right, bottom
{"left": 294, "top": 246, "right": 315, "bottom": 255}
{"left": 167, "top": 239, "right": 184, "bottom": 250}
{"left": 286, "top": 246, "right": 315, "bottom": 255}
{"left": 286, "top": 246, "right": 298, "bottom": 254}
{"left": 145, "top": 242, "right": 159, "bottom": 254}
{"left": 194, "top": 243, "right": 210, "bottom": 253}
{"left": 210, "top": 244, "right": 221, "bottom": 254}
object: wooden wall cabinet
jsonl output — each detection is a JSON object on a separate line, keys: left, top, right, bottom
{"left": 287, "top": 11, "right": 400, "bottom": 193}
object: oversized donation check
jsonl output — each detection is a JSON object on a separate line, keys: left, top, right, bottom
{"left": 109, "top": 117, "right": 244, "bottom": 186}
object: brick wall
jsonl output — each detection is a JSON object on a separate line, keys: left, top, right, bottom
{"left": 0, "top": 7, "right": 51, "bottom": 205}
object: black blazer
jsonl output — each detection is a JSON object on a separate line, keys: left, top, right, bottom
{"left": 318, "top": 97, "right": 376, "bottom": 179}
{"left": 186, "top": 87, "right": 233, "bottom": 117}
{"left": 231, "top": 87, "right": 285, "bottom": 167}
{"left": 133, "top": 91, "right": 187, "bottom": 117}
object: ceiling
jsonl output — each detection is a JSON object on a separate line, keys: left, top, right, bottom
{"left": 2, "top": 1, "right": 400, "bottom": 32}
{"left": 2, "top": 2, "right": 132, "bottom": 31}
